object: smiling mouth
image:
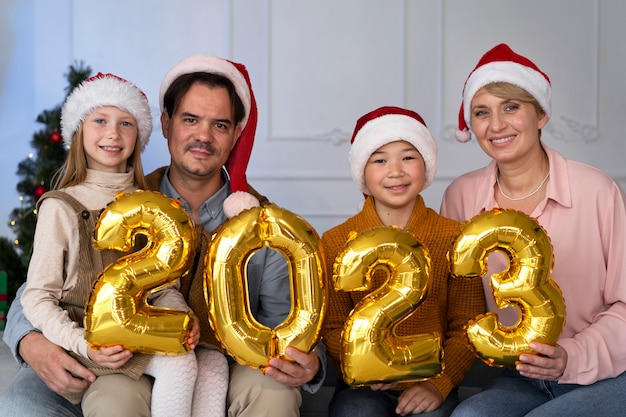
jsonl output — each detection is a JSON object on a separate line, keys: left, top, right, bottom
{"left": 101, "top": 146, "right": 122, "bottom": 152}
{"left": 491, "top": 135, "right": 515, "bottom": 144}
{"left": 387, "top": 184, "right": 408, "bottom": 191}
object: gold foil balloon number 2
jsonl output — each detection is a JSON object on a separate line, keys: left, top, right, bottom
{"left": 333, "top": 226, "right": 442, "bottom": 386}
{"left": 85, "top": 190, "right": 196, "bottom": 355}
{"left": 449, "top": 208, "right": 566, "bottom": 368}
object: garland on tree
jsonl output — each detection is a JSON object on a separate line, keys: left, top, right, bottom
{"left": 8, "top": 62, "right": 92, "bottom": 269}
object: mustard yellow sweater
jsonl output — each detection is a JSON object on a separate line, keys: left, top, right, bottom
{"left": 321, "top": 195, "right": 485, "bottom": 399}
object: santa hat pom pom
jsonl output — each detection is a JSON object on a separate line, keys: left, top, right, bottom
{"left": 455, "top": 129, "right": 472, "bottom": 143}
{"left": 223, "top": 191, "right": 260, "bottom": 219}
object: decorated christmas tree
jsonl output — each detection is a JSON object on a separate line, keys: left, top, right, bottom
{"left": 8, "top": 62, "right": 91, "bottom": 271}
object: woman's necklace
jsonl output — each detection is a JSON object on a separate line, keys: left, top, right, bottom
{"left": 496, "top": 171, "right": 550, "bottom": 201}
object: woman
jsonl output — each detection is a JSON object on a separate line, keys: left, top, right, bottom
{"left": 441, "top": 43, "right": 626, "bottom": 417}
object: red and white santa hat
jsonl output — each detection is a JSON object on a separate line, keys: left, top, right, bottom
{"left": 61, "top": 72, "right": 152, "bottom": 151}
{"left": 159, "top": 55, "right": 259, "bottom": 218}
{"left": 349, "top": 106, "right": 438, "bottom": 195}
{"left": 456, "top": 43, "right": 552, "bottom": 142}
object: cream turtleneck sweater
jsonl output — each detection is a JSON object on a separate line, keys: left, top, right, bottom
{"left": 21, "top": 169, "right": 189, "bottom": 358}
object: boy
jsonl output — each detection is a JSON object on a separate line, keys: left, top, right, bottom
{"left": 321, "top": 106, "right": 485, "bottom": 417}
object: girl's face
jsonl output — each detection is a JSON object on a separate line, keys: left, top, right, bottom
{"left": 364, "top": 140, "right": 425, "bottom": 213}
{"left": 470, "top": 88, "right": 548, "bottom": 165}
{"left": 82, "top": 106, "right": 138, "bottom": 173}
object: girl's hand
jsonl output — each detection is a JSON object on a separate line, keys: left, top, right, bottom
{"left": 186, "top": 315, "right": 201, "bottom": 349}
{"left": 87, "top": 344, "right": 132, "bottom": 369}
{"left": 517, "top": 341, "right": 568, "bottom": 381}
{"left": 396, "top": 381, "right": 442, "bottom": 416}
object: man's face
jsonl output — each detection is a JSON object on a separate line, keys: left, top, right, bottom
{"left": 161, "top": 82, "right": 242, "bottom": 182}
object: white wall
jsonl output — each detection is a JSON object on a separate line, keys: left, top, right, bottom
{"left": 1, "top": 0, "right": 624, "bottom": 241}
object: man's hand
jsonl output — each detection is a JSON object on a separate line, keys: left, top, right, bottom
{"left": 264, "top": 346, "right": 320, "bottom": 387}
{"left": 19, "top": 332, "right": 96, "bottom": 395}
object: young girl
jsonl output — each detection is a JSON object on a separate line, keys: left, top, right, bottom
{"left": 321, "top": 106, "right": 485, "bottom": 417}
{"left": 20, "top": 72, "right": 228, "bottom": 416}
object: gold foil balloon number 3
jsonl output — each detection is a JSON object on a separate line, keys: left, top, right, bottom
{"left": 85, "top": 190, "right": 196, "bottom": 355}
{"left": 449, "top": 208, "right": 566, "bottom": 367}
{"left": 333, "top": 226, "right": 442, "bottom": 386}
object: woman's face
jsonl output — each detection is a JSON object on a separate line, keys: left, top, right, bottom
{"left": 469, "top": 87, "right": 548, "bottom": 164}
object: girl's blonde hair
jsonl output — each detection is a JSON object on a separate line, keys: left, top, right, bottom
{"left": 52, "top": 122, "right": 146, "bottom": 190}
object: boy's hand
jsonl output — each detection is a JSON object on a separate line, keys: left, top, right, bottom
{"left": 396, "top": 381, "right": 442, "bottom": 416}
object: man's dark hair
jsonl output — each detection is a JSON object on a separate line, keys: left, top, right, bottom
{"left": 162, "top": 72, "right": 245, "bottom": 124}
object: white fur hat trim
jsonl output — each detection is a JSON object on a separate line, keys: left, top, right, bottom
{"left": 61, "top": 74, "right": 152, "bottom": 150}
{"left": 349, "top": 113, "right": 438, "bottom": 195}
{"left": 462, "top": 60, "right": 551, "bottom": 137}
{"left": 159, "top": 54, "right": 251, "bottom": 128}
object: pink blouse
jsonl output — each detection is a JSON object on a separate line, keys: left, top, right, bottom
{"left": 440, "top": 144, "right": 626, "bottom": 385}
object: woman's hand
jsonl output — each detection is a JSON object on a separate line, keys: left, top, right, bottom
{"left": 517, "top": 341, "right": 568, "bottom": 380}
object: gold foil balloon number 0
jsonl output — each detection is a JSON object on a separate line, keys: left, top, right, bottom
{"left": 449, "top": 208, "right": 566, "bottom": 367}
{"left": 85, "top": 190, "right": 196, "bottom": 355}
{"left": 333, "top": 226, "right": 442, "bottom": 386}
{"left": 205, "top": 204, "right": 326, "bottom": 370}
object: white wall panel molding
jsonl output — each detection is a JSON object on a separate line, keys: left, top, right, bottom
{"left": 265, "top": 0, "right": 408, "bottom": 143}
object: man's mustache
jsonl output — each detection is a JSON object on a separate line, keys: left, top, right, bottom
{"left": 185, "top": 141, "right": 217, "bottom": 154}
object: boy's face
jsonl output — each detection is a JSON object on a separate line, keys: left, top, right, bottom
{"left": 364, "top": 140, "right": 426, "bottom": 213}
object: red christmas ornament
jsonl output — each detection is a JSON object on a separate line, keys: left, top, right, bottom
{"left": 50, "top": 131, "right": 62, "bottom": 144}
{"left": 34, "top": 185, "right": 47, "bottom": 199}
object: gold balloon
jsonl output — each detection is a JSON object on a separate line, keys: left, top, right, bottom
{"left": 205, "top": 204, "right": 326, "bottom": 370}
{"left": 333, "top": 226, "right": 442, "bottom": 386}
{"left": 449, "top": 208, "right": 565, "bottom": 368}
{"left": 85, "top": 190, "right": 196, "bottom": 355}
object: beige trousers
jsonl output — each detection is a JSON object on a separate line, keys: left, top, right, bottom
{"left": 82, "top": 374, "right": 152, "bottom": 417}
{"left": 227, "top": 363, "right": 302, "bottom": 417}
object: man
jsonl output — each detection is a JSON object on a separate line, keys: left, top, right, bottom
{"left": 150, "top": 54, "right": 326, "bottom": 416}
{"left": 1, "top": 55, "right": 325, "bottom": 417}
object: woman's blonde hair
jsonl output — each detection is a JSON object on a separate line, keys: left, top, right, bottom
{"left": 52, "top": 122, "right": 146, "bottom": 190}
